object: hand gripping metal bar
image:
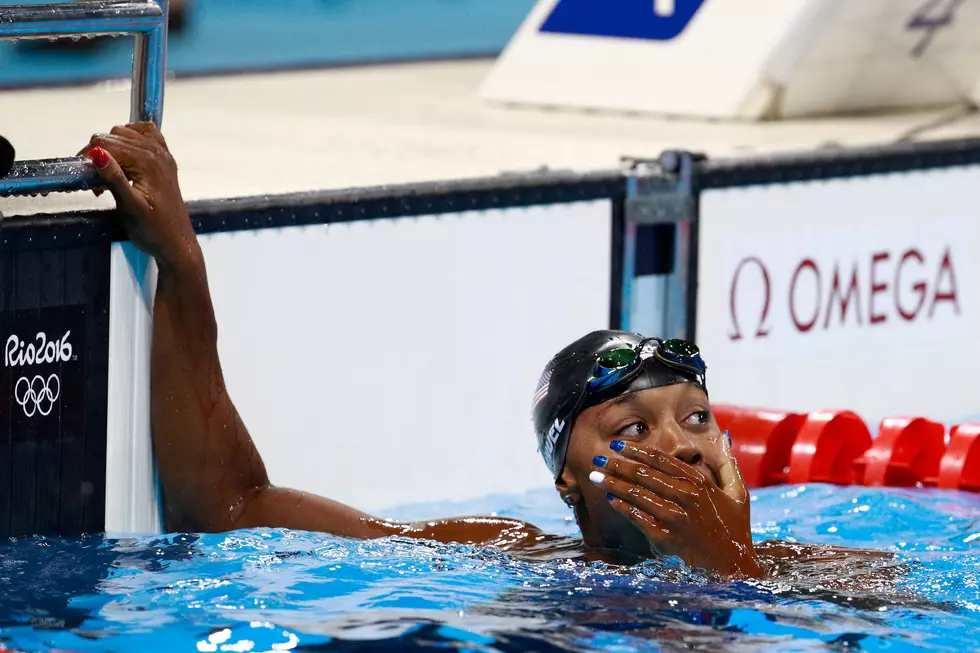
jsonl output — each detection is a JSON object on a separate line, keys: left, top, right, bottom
{"left": 0, "top": 0, "right": 168, "bottom": 197}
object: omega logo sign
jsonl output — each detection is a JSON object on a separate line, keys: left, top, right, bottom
{"left": 728, "top": 247, "right": 960, "bottom": 341}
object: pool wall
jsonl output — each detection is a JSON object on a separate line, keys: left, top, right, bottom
{"left": 0, "top": 170, "right": 625, "bottom": 538}
{"left": 5, "top": 138, "right": 980, "bottom": 538}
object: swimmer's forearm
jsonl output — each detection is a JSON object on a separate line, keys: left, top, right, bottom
{"left": 152, "top": 243, "right": 272, "bottom": 532}
{"left": 232, "top": 486, "right": 545, "bottom": 547}
{"left": 156, "top": 244, "right": 215, "bottom": 343}
{"left": 150, "top": 246, "right": 401, "bottom": 536}
{"left": 150, "top": 245, "right": 541, "bottom": 544}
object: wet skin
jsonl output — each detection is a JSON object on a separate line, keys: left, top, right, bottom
{"left": 560, "top": 384, "right": 761, "bottom": 577}
{"left": 79, "top": 123, "right": 885, "bottom": 581}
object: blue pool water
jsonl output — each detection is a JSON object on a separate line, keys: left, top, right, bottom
{"left": 1, "top": 484, "right": 979, "bottom": 652}
{"left": 0, "top": 0, "right": 536, "bottom": 87}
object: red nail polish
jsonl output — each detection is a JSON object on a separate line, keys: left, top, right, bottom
{"left": 88, "top": 146, "right": 109, "bottom": 169}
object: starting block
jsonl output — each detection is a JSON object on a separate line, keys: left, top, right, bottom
{"left": 482, "top": 0, "right": 980, "bottom": 119}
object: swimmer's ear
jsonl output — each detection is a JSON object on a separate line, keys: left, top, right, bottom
{"left": 555, "top": 468, "right": 581, "bottom": 509}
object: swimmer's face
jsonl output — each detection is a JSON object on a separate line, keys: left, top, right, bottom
{"left": 558, "top": 383, "right": 727, "bottom": 556}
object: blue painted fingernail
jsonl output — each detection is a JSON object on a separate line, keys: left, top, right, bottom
{"left": 606, "top": 493, "right": 616, "bottom": 501}
{"left": 593, "top": 455, "right": 608, "bottom": 468}
{"left": 725, "top": 430, "right": 732, "bottom": 447}
{"left": 610, "top": 440, "right": 625, "bottom": 452}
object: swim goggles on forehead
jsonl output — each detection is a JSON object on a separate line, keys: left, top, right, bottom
{"left": 587, "top": 337, "right": 707, "bottom": 394}
{"left": 544, "top": 336, "right": 707, "bottom": 479}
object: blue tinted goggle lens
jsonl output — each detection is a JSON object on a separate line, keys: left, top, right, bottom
{"left": 655, "top": 338, "right": 706, "bottom": 375}
{"left": 588, "top": 339, "right": 705, "bottom": 393}
{"left": 587, "top": 347, "right": 640, "bottom": 391}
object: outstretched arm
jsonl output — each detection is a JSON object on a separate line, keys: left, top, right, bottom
{"left": 82, "top": 123, "right": 543, "bottom": 548}
{"left": 150, "top": 229, "right": 384, "bottom": 535}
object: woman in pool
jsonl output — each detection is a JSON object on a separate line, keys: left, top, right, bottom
{"left": 81, "top": 123, "right": 774, "bottom": 580}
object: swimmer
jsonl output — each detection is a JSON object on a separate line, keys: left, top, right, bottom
{"left": 79, "top": 123, "right": 888, "bottom": 581}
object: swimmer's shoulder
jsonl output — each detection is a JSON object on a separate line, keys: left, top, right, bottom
{"left": 477, "top": 518, "right": 584, "bottom": 560}
{"left": 755, "top": 539, "right": 898, "bottom": 580}
{"left": 755, "top": 539, "right": 895, "bottom": 563}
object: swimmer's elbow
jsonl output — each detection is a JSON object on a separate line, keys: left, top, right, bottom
{"left": 224, "top": 484, "right": 277, "bottom": 532}
{"left": 225, "top": 485, "right": 388, "bottom": 538}
{"left": 160, "top": 483, "right": 270, "bottom": 535}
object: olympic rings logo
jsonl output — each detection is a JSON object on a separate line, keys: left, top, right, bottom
{"left": 13, "top": 374, "right": 61, "bottom": 417}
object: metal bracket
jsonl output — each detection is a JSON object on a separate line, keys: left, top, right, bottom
{"left": 622, "top": 150, "right": 703, "bottom": 224}
{"left": 0, "top": 0, "right": 169, "bottom": 198}
{"left": 618, "top": 150, "right": 705, "bottom": 338}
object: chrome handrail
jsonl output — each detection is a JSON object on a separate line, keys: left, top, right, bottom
{"left": 0, "top": 1, "right": 168, "bottom": 197}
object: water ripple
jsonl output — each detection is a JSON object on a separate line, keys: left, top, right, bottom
{"left": 0, "top": 484, "right": 978, "bottom": 652}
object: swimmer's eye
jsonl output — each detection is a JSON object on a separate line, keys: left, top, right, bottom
{"left": 617, "top": 422, "right": 647, "bottom": 438}
{"left": 685, "top": 410, "right": 709, "bottom": 426}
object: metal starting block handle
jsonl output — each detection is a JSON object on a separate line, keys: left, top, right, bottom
{"left": 0, "top": 1, "right": 168, "bottom": 197}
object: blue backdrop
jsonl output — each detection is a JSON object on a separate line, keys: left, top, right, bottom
{"left": 0, "top": 0, "right": 534, "bottom": 87}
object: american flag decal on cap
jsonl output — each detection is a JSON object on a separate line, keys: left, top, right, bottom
{"left": 533, "top": 369, "right": 553, "bottom": 408}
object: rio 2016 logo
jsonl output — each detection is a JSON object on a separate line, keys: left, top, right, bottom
{"left": 541, "top": 0, "right": 708, "bottom": 41}
{"left": 5, "top": 331, "right": 73, "bottom": 368}
{"left": 5, "top": 331, "right": 74, "bottom": 418}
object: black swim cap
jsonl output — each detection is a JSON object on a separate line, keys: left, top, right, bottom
{"left": 0, "top": 135, "right": 13, "bottom": 179}
{"left": 531, "top": 330, "right": 708, "bottom": 480}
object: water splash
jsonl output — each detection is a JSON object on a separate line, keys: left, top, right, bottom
{"left": 0, "top": 485, "right": 978, "bottom": 652}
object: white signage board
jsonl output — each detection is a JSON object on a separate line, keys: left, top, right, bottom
{"left": 696, "top": 167, "right": 980, "bottom": 427}
{"left": 105, "top": 200, "right": 612, "bottom": 529}
{"left": 199, "top": 201, "right": 612, "bottom": 513}
{"left": 482, "top": 0, "right": 980, "bottom": 119}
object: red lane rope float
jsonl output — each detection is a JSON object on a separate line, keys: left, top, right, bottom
{"left": 855, "top": 417, "right": 945, "bottom": 487}
{"left": 936, "top": 424, "right": 980, "bottom": 492}
{"left": 787, "top": 410, "right": 872, "bottom": 485}
{"left": 713, "top": 404, "right": 804, "bottom": 488}
{"left": 716, "top": 404, "right": 980, "bottom": 492}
